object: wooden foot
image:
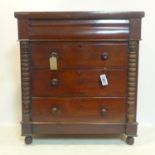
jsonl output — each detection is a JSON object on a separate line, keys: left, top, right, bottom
{"left": 25, "top": 136, "right": 33, "bottom": 144}
{"left": 126, "top": 136, "right": 134, "bottom": 145}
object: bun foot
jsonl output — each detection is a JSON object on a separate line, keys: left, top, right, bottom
{"left": 25, "top": 136, "right": 33, "bottom": 144}
{"left": 126, "top": 136, "right": 134, "bottom": 145}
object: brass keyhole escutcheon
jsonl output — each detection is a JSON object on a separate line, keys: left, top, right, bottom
{"left": 49, "top": 51, "right": 58, "bottom": 70}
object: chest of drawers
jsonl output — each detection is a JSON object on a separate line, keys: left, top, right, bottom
{"left": 15, "top": 12, "right": 144, "bottom": 145}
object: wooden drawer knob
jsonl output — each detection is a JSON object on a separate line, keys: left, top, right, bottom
{"left": 101, "top": 108, "right": 107, "bottom": 116}
{"left": 51, "top": 107, "right": 60, "bottom": 115}
{"left": 50, "top": 51, "right": 57, "bottom": 57}
{"left": 51, "top": 78, "right": 59, "bottom": 86}
{"left": 101, "top": 52, "right": 108, "bottom": 60}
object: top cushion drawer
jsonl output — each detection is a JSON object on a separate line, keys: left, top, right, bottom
{"left": 30, "top": 42, "right": 128, "bottom": 69}
{"left": 29, "top": 19, "right": 129, "bottom": 40}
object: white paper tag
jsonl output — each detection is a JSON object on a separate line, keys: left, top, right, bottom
{"left": 49, "top": 56, "right": 57, "bottom": 70}
{"left": 100, "top": 74, "right": 108, "bottom": 86}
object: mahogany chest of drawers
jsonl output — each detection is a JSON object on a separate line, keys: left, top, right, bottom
{"left": 15, "top": 12, "right": 144, "bottom": 145}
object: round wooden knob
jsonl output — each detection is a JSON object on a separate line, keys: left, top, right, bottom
{"left": 50, "top": 51, "right": 57, "bottom": 57}
{"left": 51, "top": 107, "right": 59, "bottom": 114}
{"left": 101, "top": 108, "right": 107, "bottom": 116}
{"left": 51, "top": 78, "right": 59, "bottom": 86}
{"left": 101, "top": 52, "right": 108, "bottom": 60}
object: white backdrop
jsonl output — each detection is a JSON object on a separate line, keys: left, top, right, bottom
{"left": 0, "top": 0, "right": 154, "bottom": 126}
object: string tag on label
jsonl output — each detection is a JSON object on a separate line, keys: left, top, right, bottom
{"left": 100, "top": 74, "right": 108, "bottom": 86}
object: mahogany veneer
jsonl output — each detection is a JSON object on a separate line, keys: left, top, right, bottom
{"left": 15, "top": 12, "right": 144, "bottom": 145}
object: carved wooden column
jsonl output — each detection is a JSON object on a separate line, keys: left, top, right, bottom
{"left": 20, "top": 41, "right": 32, "bottom": 135}
{"left": 20, "top": 41, "right": 31, "bottom": 121}
{"left": 127, "top": 40, "right": 138, "bottom": 123}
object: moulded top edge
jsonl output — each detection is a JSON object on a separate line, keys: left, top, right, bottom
{"left": 14, "top": 11, "right": 145, "bottom": 19}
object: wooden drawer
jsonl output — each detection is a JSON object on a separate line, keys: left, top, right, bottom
{"left": 31, "top": 69, "right": 127, "bottom": 97}
{"left": 30, "top": 42, "right": 128, "bottom": 69}
{"left": 29, "top": 19, "right": 129, "bottom": 40}
{"left": 31, "top": 98, "right": 126, "bottom": 123}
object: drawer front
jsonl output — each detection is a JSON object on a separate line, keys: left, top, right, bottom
{"left": 31, "top": 98, "right": 126, "bottom": 123}
{"left": 31, "top": 70, "right": 127, "bottom": 97}
{"left": 30, "top": 43, "right": 128, "bottom": 69}
{"left": 29, "top": 19, "right": 129, "bottom": 40}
